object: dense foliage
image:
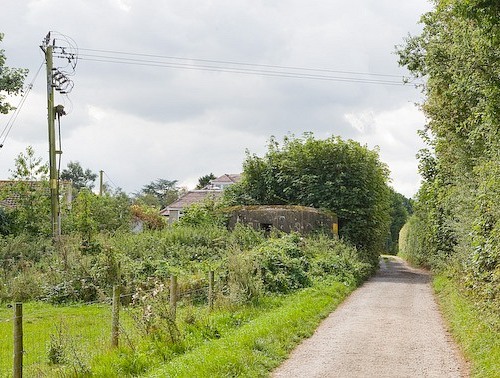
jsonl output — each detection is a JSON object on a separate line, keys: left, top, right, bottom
{"left": 0, "top": 223, "right": 370, "bottom": 307}
{"left": 0, "top": 32, "right": 28, "bottom": 114}
{"left": 60, "top": 161, "right": 98, "bottom": 192}
{"left": 226, "top": 134, "right": 392, "bottom": 263}
{"left": 397, "top": 0, "right": 499, "bottom": 307}
{"left": 0, "top": 209, "right": 373, "bottom": 377}
{"left": 135, "top": 178, "right": 185, "bottom": 209}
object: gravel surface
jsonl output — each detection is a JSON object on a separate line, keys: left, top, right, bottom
{"left": 272, "top": 256, "right": 468, "bottom": 378}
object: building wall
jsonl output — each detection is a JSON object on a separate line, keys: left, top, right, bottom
{"left": 227, "top": 205, "right": 338, "bottom": 237}
{"left": 169, "top": 209, "right": 181, "bottom": 224}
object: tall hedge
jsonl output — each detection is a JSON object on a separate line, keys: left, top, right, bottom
{"left": 397, "top": 0, "right": 500, "bottom": 303}
{"left": 225, "top": 134, "right": 392, "bottom": 263}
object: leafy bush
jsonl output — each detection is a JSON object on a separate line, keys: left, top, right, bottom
{"left": 252, "top": 233, "right": 311, "bottom": 294}
{"left": 43, "top": 278, "right": 100, "bottom": 304}
{"left": 223, "top": 246, "right": 263, "bottom": 304}
{"left": 304, "top": 233, "right": 373, "bottom": 285}
{"left": 9, "top": 270, "right": 44, "bottom": 301}
{"left": 0, "top": 217, "right": 375, "bottom": 306}
{"left": 175, "top": 198, "right": 227, "bottom": 228}
{"left": 226, "top": 134, "right": 392, "bottom": 261}
{"left": 227, "top": 223, "right": 266, "bottom": 250}
{"left": 397, "top": 0, "right": 499, "bottom": 314}
{"left": 0, "top": 234, "right": 52, "bottom": 266}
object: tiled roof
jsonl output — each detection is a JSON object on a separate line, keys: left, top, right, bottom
{"left": 160, "top": 190, "right": 223, "bottom": 214}
{"left": 0, "top": 180, "right": 72, "bottom": 209}
{"left": 0, "top": 181, "right": 35, "bottom": 209}
{"left": 211, "top": 173, "right": 241, "bottom": 184}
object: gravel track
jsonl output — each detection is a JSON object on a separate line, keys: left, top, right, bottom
{"left": 272, "top": 256, "right": 468, "bottom": 378}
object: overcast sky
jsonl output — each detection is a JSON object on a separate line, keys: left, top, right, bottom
{"left": 1, "top": 0, "right": 431, "bottom": 198}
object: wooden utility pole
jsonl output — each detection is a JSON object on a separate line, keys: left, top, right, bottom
{"left": 43, "top": 40, "right": 60, "bottom": 240}
{"left": 41, "top": 31, "right": 76, "bottom": 240}
{"left": 100, "top": 170, "right": 104, "bottom": 196}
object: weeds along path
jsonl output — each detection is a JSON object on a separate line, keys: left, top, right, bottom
{"left": 272, "top": 256, "right": 468, "bottom": 378}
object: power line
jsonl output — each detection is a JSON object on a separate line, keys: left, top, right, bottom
{"left": 75, "top": 48, "right": 412, "bottom": 86}
{"left": 0, "top": 61, "right": 44, "bottom": 149}
{"left": 78, "top": 47, "right": 403, "bottom": 78}
{"left": 103, "top": 171, "right": 119, "bottom": 189}
{"left": 78, "top": 56, "right": 404, "bottom": 85}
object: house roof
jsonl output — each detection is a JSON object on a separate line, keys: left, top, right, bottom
{"left": 160, "top": 190, "right": 223, "bottom": 215}
{"left": 0, "top": 180, "right": 36, "bottom": 209}
{"left": 211, "top": 174, "right": 241, "bottom": 184}
{"left": 0, "top": 180, "right": 72, "bottom": 209}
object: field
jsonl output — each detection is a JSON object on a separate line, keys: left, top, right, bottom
{"left": 1, "top": 280, "right": 354, "bottom": 377}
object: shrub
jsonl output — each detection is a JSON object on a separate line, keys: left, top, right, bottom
{"left": 43, "top": 278, "right": 99, "bottom": 304}
{"left": 223, "top": 246, "right": 263, "bottom": 304}
{"left": 252, "top": 233, "right": 311, "bottom": 294}
{"left": 305, "top": 233, "right": 372, "bottom": 285}
{"left": 9, "top": 270, "right": 44, "bottom": 301}
{"left": 175, "top": 198, "right": 227, "bottom": 228}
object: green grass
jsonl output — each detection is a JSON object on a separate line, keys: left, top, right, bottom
{"left": 0, "top": 302, "right": 127, "bottom": 377}
{"left": 0, "top": 279, "right": 357, "bottom": 377}
{"left": 433, "top": 273, "right": 500, "bottom": 378}
{"left": 144, "top": 279, "right": 353, "bottom": 378}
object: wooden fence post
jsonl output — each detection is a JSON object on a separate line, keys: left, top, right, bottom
{"left": 111, "top": 285, "right": 120, "bottom": 348}
{"left": 170, "top": 275, "right": 178, "bottom": 319}
{"left": 208, "top": 271, "right": 215, "bottom": 310}
{"left": 13, "top": 303, "right": 23, "bottom": 378}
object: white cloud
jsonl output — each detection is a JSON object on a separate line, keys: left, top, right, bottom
{"left": 344, "top": 103, "right": 427, "bottom": 197}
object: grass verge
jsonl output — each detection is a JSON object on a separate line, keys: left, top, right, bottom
{"left": 0, "top": 302, "right": 113, "bottom": 377}
{"left": 433, "top": 273, "right": 500, "bottom": 378}
{"left": 145, "top": 279, "right": 353, "bottom": 378}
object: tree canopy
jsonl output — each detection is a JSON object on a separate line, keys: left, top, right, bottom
{"left": 196, "top": 173, "right": 216, "bottom": 189}
{"left": 397, "top": 0, "right": 499, "bottom": 302}
{"left": 0, "top": 146, "right": 50, "bottom": 235}
{"left": 0, "top": 33, "right": 28, "bottom": 114}
{"left": 226, "top": 134, "right": 392, "bottom": 261}
{"left": 135, "top": 178, "right": 184, "bottom": 209}
{"left": 60, "top": 161, "right": 98, "bottom": 191}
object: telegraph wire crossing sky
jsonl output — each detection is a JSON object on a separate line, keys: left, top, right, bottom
{"left": 0, "top": 0, "right": 431, "bottom": 198}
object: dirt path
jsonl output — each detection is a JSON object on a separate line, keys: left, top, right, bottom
{"left": 272, "top": 256, "right": 468, "bottom": 378}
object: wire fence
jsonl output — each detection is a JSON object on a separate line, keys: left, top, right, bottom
{"left": 0, "top": 273, "right": 214, "bottom": 377}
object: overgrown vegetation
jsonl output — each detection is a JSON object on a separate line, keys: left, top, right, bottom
{"left": 0, "top": 144, "right": 376, "bottom": 377}
{"left": 397, "top": 1, "right": 499, "bottom": 375}
{"left": 225, "top": 133, "right": 399, "bottom": 263}
{"left": 398, "top": 0, "right": 499, "bottom": 301}
{"left": 0, "top": 223, "right": 372, "bottom": 376}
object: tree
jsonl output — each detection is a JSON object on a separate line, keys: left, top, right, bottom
{"left": 195, "top": 173, "right": 216, "bottom": 189}
{"left": 66, "top": 188, "right": 132, "bottom": 243}
{"left": 9, "top": 145, "right": 48, "bottom": 180}
{"left": 0, "top": 207, "right": 13, "bottom": 235}
{"left": 0, "top": 146, "right": 50, "bottom": 235}
{"left": 226, "top": 134, "right": 392, "bottom": 262}
{"left": 386, "top": 189, "right": 410, "bottom": 254}
{"left": 136, "top": 178, "right": 184, "bottom": 209}
{"left": 397, "top": 0, "right": 499, "bottom": 300}
{"left": 0, "top": 33, "right": 28, "bottom": 114}
{"left": 69, "top": 188, "right": 98, "bottom": 245}
{"left": 60, "top": 161, "right": 98, "bottom": 192}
